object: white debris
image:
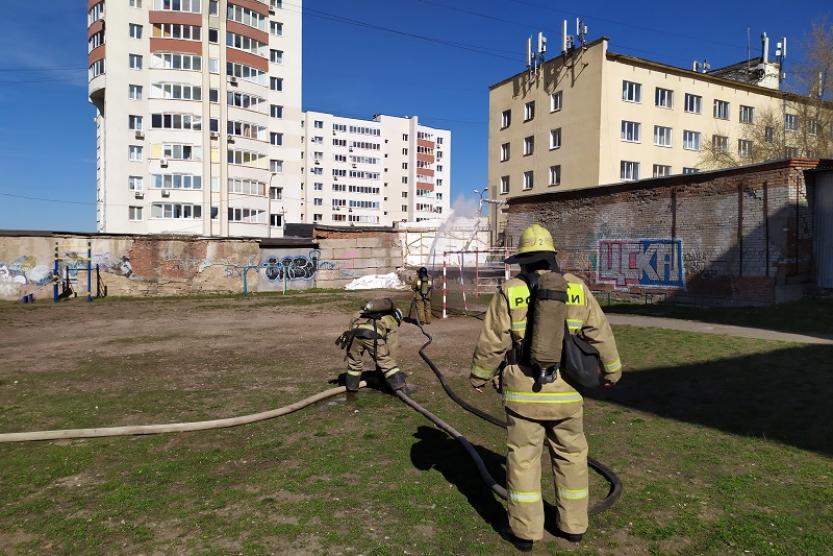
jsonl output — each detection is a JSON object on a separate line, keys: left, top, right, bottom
{"left": 344, "top": 272, "right": 407, "bottom": 291}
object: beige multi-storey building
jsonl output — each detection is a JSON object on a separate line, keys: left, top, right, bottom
{"left": 488, "top": 36, "right": 833, "bottom": 239}
{"left": 301, "top": 112, "right": 451, "bottom": 226}
{"left": 89, "top": 0, "right": 302, "bottom": 238}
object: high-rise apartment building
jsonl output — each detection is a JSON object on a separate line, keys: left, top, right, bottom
{"left": 488, "top": 36, "right": 833, "bottom": 240}
{"left": 301, "top": 112, "right": 450, "bottom": 226}
{"left": 88, "top": 0, "right": 302, "bottom": 238}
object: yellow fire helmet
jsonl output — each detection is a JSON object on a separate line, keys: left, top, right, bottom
{"left": 505, "top": 224, "right": 557, "bottom": 264}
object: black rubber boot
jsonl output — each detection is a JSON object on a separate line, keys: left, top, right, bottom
{"left": 499, "top": 528, "right": 533, "bottom": 552}
{"left": 385, "top": 371, "right": 407, "bottom": 392}
{"left": 345, "top": 373, "right": 361, "bottom": 392}
{"left": 556, "top": 530, "right": 583, "bottom": 543}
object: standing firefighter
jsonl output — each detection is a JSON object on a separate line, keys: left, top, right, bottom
{"left": 469, "top": 224, "right": 622, "bottom": 552}
{"left": 411, "top": 267, "right": 433, "bottom": 324}
{"left": 337, "top": 298, "right": 408, "bottom": 393}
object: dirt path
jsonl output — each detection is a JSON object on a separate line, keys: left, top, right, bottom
{"left": 607, "top": 314, "right": 833, "bottom": 345}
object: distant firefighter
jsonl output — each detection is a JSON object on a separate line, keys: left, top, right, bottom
{"left": 336, "top": 298, "right": 408, "bottom": 392}
{"left": 411, "top": 267, "right": 433, "bottom": 324}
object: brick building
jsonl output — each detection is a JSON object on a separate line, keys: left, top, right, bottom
{"left": 505, "top": 158, "right": 833, "bottom": 305}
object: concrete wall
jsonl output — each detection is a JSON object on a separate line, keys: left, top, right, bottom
{"left": 506, "top": 159, "right": 829, "bottom": 305}
{"left": 0, "top": 228, "right": 405, "bottom": 300}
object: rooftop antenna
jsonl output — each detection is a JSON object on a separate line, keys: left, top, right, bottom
{"left": 776, "top": 36, "right": 787, "bottom": 85}
{"left": 761, "top": 32, "right": 769, "bottom": 64}
{"left": 537, "top": 31, "right": 547, "bottom": 65}
{"left": 576, "top": 18, "right": 589, "bottom": 49}
{"left": 692, "top": 59, "right": 710, "bottom": 73}
{"left": 526, "top": 35, "right": 534, "bottom": 74}
{"left": 561, "top": 20, "right": 573, "bottom": 54}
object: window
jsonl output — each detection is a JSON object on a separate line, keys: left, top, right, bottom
{"left": 313, "top": 198, "right": 323, "bottom": 206}
{"left": 228, "top": 178, "right": 265, "bottom": 196}
{"left": 683, "top": 130, "right": 701, "bottom": 151}
{"left": 150, "top": 82, "right": 202, "bottom": 100}
{"left": 270, "top": 214, "right": 282, "bottom": 227}
{"left": 129, "top": 206, "right": 143, "bottom": 221}
{"left": 164, "top": 144, "right": 201, "bottom": 161}
{"left": 501, "top": 110, "right": 511, "bottom": 128}
{"left": 228, "top": 91, "right": 266, "bottom": 111}
{"left": 549, "top": 128, "right": 562, "bottom": 150}
{"left": 270, "top": 159, "right": 283, "bottom": 173}
{"left": 785, "top": 146, "right": 799, "bottom": 157}
{"left": 209, "top": 88, "right": 219, "bottom": 103}
{"left": 270, "top": 49, "right": 283, "bottom": 64}
{"left": 226, "top": 4, "right": 266, "bottom": 30}
{"left": 314, "top": 120, "right": 324, "bottom": 129}
{"left": 402, "top": 148, "right": 408, "bottom": 155}
{"left": 653, "top": 126, "right": 672, "bottom": 147}
{"left": 499, "top": 176, "right": 510, "bottom": 194}
{"left": 128, "top": 176, "right": 144, "bottom": 191}
{"left": 622, "top": 80, "right": 641, "bottom": 102}
{"left": 129, "top": 115, "right": 143, "bottom": 131}
{"left": 270, "top": 132, "right": 283, "bottom": 146}
{"left": 270, "top": 104, "right": 283, "bottom": 118}
{"left": 153, "top": 23, "right": 201, "bottom": 41}
{"left": 270, "top": 187, "right": 282, "bottom": 200}
{"left": 738, "top": 139, "right": 753, "bottom": 158}
{"left": 684, "top": 93, "right": 702, "bottom": 114}
{"left": 129, "top": 24, "right": 143, "bottom": 39}
{"left": 401, "top": 205, "right": 408, "bottom": 213}
{"left": 129, "top": 0, "right": 142, "bottom": 6}
{"left": 712, "top": 135, "right": 729, "bottom": 153}
{"left": 682, "top": 167, "right": 699, "bottom": 175}
{"left": 784, "top": 113, "right": 798, "bottom": 131}
{"left": 270, "top": 77, "right": 283, "bottom": 91}
{"left": 523, "top": 171, "right": 534, "bottom": 190}
{"left": 621, "top": 121, "right": 641, "bottom": 142}
{"left": 151, "top": 174, "right": 202, "bottom": 189}
{"left": 151, "top": 113, "right": 202, "bottom": 130}
{"left": 655, "top": 88, "right": 673, "bottom": 108}
{"left": 739, "top": 105, "right": 754, "bottom": 124}
{"left": 152, "top": 52, "right": 202, "bottom": 71}
{"left": 713, "top": 99, "right": 730, "bottom": 120}
{"left": 808, "top": 119, "right": 819, "bottom": 135}
{"left": 653, "top": 165, "right": 671, "bottom": 177}
{"left": 313, "top": 214, "right": 323, "bottom": 223}
{"left": 524, "top": 101, "right": 535, "bottom": 122}
{"left": 153, "top": 0, "right": 201, "bottom": 13}
{"left": 208, "top": 58, "right": 219, "bottom": 73}
{"left": 549, "top": 165, "right": 561, "bottom": 186}
{"left": 620, "top": 161, "right": 639, "bottom": 181}
{"left": 402, "top": 134, "right": 409, "bottom": 141}
{"left": 227, "top": 120, "right": 266, "bottom": 140}
{"left": 227, "top": 207, "right": 266, "bottom": 224}
{"left": 402, "top": 162, "right": 408, "bottom": 170}
{"left": 523, "top": 136, "right": 534, "bottom": 156}
{"left": 129, "top": 54, "right": 143, "bottom": 70}
{"left": 88, "top": 2, "right": 104, "bottom": 25}
{"left": 550, "top": 91, "right": 563, "bottom": 112}
{"left": 764, "top": 126, "right": 775, "bottom": 143}
{"left": 89, "top": 59, "right": 105, "bottom": 79}
{"left": 209, "top": 28, "right": 218, "bottom": 43}
{"left": 209, "top": 0, "right": 218, "bottom": 15}
{"left": 129, "top": 85, "right": 143, "bottom": 100}
{"left": 270, "top": 21, "right": 283, "bottom": 36}
{"left": 128, "top": 145, "right": 143, "bottom": 161}
{"left": 500, "top": 142, "right": 510, "bottom": 162}
{"left": 226, "top": 62, "right": 266, "bottom": 85}
{"left": 314, "top": 182, "right": 323, "bottom": 191}
{"left": 226, "top": 31, "right": 266, "bottom": 55}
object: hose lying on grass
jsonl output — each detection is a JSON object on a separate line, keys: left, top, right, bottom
{"left": 409, "top": 307, "right": 623, "bottom": 515}
{"left": 0, "top": 383, "right": 366, "bottom": 443}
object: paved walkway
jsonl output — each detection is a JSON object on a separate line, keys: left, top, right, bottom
{"left": 607, "top": 314, "right": 833, "bottom": 345}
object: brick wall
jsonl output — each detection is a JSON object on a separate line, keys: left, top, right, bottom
{"left": 506, "top": 159, "right": 828, "bottom": 305}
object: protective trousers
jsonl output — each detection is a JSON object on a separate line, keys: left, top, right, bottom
{"left": 414, "top": 295, "right": 432, "bottom": 324}
{"left": 345, "top": 337, "right": 403, "bottom": 391}
{"left": 505, "top": 409, "right": 589, "bottom": 540}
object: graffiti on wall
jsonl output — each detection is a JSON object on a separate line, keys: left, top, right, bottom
{"left": 597, "top": 239, "right": 685, "bottom": 289}
{"left": 0, "top": 257, "right": 52, "bottom": 297}
{"left": 260, "top": 249, "right": 336, "bottom": 284}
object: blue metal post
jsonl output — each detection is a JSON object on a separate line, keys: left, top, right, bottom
{"left": 53, "top": 242, "right": 59, "bottom": 304}
{"left": 86, "top": 241, "right": 93, "bottom": 302}
{"left": 242, "top": 266, "right": 249, "bottom": 297}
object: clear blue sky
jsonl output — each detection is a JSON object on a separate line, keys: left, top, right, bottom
{"left": 0, "top": 0, "right": 828, "bottom": 232}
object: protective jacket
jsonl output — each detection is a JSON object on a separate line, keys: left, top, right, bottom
{"left": 351, "top": 312, "right": 400, "bottom": 357}
{"left": 470, "top": 271, "right": 621, "bottom": 420}
{"left": 413, "top": 277, "right": 433, "bottom": 298}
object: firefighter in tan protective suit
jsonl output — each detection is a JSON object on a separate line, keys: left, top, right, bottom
{"left": 341, "top": 299, "right": 408, "bottom": 393}
{"left": 470, "top": 224, "right": 622, "bottom": 552}
{"left": 411, "top": 267, "right": 433, "bottom": 324}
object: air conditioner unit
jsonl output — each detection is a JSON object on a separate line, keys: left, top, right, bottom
{"left": 161, "top": 190, "right": 171, "bottom": 198}
{"left": 229, "top": 76, "right": 238, "bottom": 86}
{"left": 134, "top": 191, "right": 144, "bottom": 199}
{"left": 227, "top": 135, "right": 235, "bottom": 144}
{"left": 349, "top": 148, "right": 354, "bottom": 152}
{"left": 210, "top": 131, "right": 219, "bottom": 140}
{"left": 314, "top": 160, "right": 320, "bottom": 165}
{"left": 160, "top": 158, "right": 169, "bottom": 168}
{"left": 352, "top": 164, "right": 357, "bottom": 168}
{"left": 269, "top": 7, "right": 276, "bottom": 15}
{"left": 134, "top": 131, "right": 145, "bottom": 140}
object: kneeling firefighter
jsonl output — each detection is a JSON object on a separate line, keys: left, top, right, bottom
{"left": 411, "top": 267, "right": 433, "bottom": 324}
{"left": 336, "top": 298, "right": 408, "bottom": 392}
{"left": 469, "top": 224, "right": 622, "bottom": 552}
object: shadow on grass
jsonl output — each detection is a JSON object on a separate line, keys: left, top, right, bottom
{"left": 587, "top": 343, "right": 833, "bottom": 457}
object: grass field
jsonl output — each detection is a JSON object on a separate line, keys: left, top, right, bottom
{"left": 1, "top": 292, "right": 832, "bottom": 555}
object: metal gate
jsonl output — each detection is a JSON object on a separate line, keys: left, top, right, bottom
{"left": 814, "top": 170, "right": 833, "bottom": 289}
